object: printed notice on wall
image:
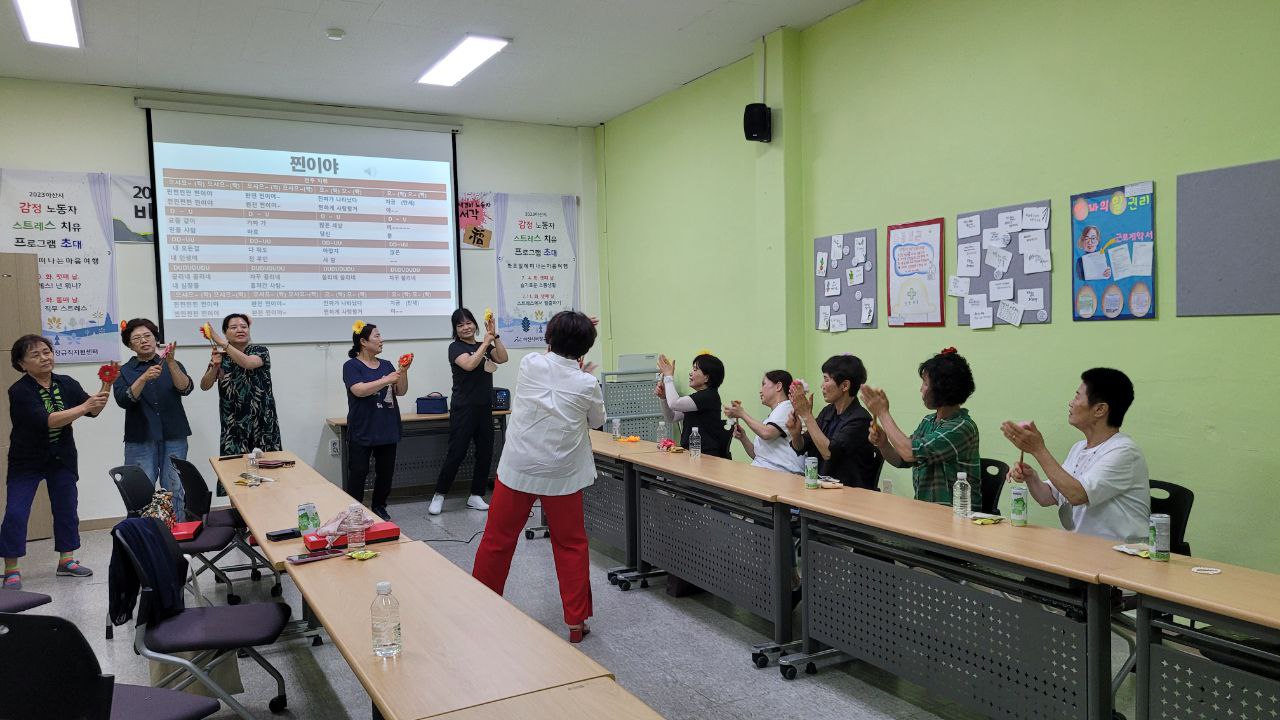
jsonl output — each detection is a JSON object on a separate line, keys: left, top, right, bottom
{"left": 494, "top": 193, "right": 580, "bottom": 347}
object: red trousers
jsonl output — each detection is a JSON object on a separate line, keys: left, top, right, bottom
{"left": 472, "top": 479, "right": 593, "bottom": 625}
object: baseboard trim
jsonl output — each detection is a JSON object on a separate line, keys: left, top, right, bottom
{"left": 81, "top": 516, "right": 124, "bottom": 532}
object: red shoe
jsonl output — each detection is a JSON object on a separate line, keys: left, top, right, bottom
{"left": 568, "top": 624, "right": 591, "bottom": 643}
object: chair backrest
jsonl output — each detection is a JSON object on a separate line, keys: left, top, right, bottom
{"left": 0, "top": 612, "right": 115, "bottom": 720}
{"left": 170, "top": 456, "right": 213, "bottom": 517}
{"left": 109, "top": 465, "right": 157, "bottom": 517}
{"left": 979, "top": 458, "right": 1009, "bottom": 515}
{"left": 112, "top": 518, "right": 187, "bottom": 626}
{"left": 870, "top": 450, "right": 886, "bottom": 490}
{"left": 1149, "top": 479, "right": 1193, "bottom": 555}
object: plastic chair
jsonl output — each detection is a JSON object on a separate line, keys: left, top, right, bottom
{"left": 0, "top": 612, "right": 221, "bottom": 720}
{"left": 0, "top": 588, "right": 51, "bottom": 613}
{"left": 111, "top": 518, "right": 290, "bottom": 719}
{"left": 1149, "top": 478, "right": 1193, "bottom": 555}
{"left": 109, "top": 464, "right": 158, "bottom": 517}
{"left": 170, "top": 457, "right": 281, "bottom": 598}
{"left": 978, "top": 458, "right": 1009, "bottom": 515}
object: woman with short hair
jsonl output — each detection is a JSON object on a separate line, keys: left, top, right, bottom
{"left": 656, "top": 353, "right": 732, "bottom": 459}
{"left": 342, "top": 321, "right": 410, "bottom": 520}
{"left": 199, "top": 313, "right": 282, "bottom": 455}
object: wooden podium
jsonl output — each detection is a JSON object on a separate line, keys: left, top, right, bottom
{"left": 0, "top": 253, "right": 54, "bottom": 541}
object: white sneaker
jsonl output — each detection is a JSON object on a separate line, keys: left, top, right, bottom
{"left": 467, "top": 495, "right": 490, "bottom": 511}
{"left": 428, "top": 494, "right": 445, "bottom": 515}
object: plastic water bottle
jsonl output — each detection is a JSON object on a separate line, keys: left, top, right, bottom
{"left": 610, "top": 418, "right": 621, "bottom": 439}
{"left": 371, "top": 581, "right": 402, "bottom": 657}
{"left": 344, "top": 502, "right": 367, "bottom": 550}
{"left": 689, "top": 427, "right": 702, "bottom": 458}
{"left": 953, "top": 472, "right": 971, "bottom": 517}
{"left": 248, "top": 447, "right": 262, "bottom": 469}
{"left": 656, "top": 420, "right": 667, "bottom": 444}
{"left": 880, "top": 477, "right": 893, "bottom": 495}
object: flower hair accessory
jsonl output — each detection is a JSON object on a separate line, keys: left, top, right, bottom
{"left": 940, "top": 346, "right": 957, "bottom": 355}
{"left": 695, "top": 348, "right": 713, "bottom": 357}
{"left": 119, "top": 320, "right": 128, "bottom": 331}
{"left": 352, "top": 320, "right": 366, "bottom": 335}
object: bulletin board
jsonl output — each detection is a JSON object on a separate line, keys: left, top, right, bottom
{"left": 813, "top": 229, "right": 878, "bottom": 331}
{"left": 1070, "top": 182, "right": 1156, "bottom": 321}
{"left": 953, "top": 200, "right": 1053, "bottom": 329}
{"left": 1176, "top": 158, "right": 1280, "bottom": 317}
{"left": 886, "top": 218, "right": 944, "bottom": 327}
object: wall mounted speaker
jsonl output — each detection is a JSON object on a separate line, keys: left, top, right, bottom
{"left": 744, "top": 103, "right": 771, "bottom": 143}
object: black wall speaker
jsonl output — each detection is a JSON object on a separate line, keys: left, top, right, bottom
{"left": 743, "top": 103, "right": 771, "bottom": 143}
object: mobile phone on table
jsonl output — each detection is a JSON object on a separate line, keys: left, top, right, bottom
{"left": 265, "top": 527, "right": 301, "bottom": 541}
{"left": 286, "top": 548, "right": 344, "bottom": 564}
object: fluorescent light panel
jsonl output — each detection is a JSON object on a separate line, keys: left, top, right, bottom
{"left": 14, "top": 0, "right": 82, "bottom": 48}
{"left": 417, "top": 35, "right": 509, "bottom": 87}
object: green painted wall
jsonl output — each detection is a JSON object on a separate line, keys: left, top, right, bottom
{"left": 600, "top": 0, "right": 1280, "bottom": 572}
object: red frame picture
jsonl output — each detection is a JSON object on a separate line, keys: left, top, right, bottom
{"left": 885, "top": 217, "right": 946, "bottom": 327}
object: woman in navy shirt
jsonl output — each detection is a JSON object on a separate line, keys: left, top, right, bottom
{"left": 3, "top": 334, "right": 108, "bottom": 590}
{"left": 342, "top": 322, "right": 410, "bottom": 520}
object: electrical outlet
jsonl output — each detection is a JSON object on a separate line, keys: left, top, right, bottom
{"left": 328, "top": 439, "right": 340, "bottom": 456}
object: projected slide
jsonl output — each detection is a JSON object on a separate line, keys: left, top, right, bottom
{"left": 154, "top": 143, "right": 457, "bottom": 327}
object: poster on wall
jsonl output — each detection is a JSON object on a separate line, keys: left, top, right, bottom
{"left": 1070, "top": 182, "right": 1155, "bottom": 321}
{"left": 812, "top": 229, "right": 878, "bottom": 331}
{"left": 457, "top": 191, "right": 494, "bottom": 249}
{"left": 494, "top": 193, "right": 579, "bottom": 347}
{"left": 953, "top": 200, "right": 1053, "bottom": 330}
{"left": 110, "top": 174, "right": 154, "bottom": 243}
{"left": 0, "top": 168, "right": 119, "bottom": 363}
{"left": 886, "top": 217, "right": 944, "bottom": 327}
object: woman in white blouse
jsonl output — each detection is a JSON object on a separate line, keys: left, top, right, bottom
{"left": 471, "top": 311, "right": 605, "bottom": 643}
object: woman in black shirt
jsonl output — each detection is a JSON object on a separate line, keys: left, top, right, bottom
{"left": 789, "top": 354, "right": 881, "bottom": 489}
{"left": 657, "top": 353, "right": 732, "bottom": 459}
{"left": 431, "top": 308, "right": 508, "bottom": 515}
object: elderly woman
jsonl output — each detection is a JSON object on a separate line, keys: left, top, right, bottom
{"left": 788, "top": 354, "right": 880, "bottom": 488}
{"left": 343, "top": 321, "right": 410, "bottom": 521}
{"left": 472, "top": 311, "right": 604, "bottom": 643}
{"left": 3, "top": 334, "right": 108, "bottom": 590}
{"left": 199, "top": 313, "right": 282, "bottom": 455}
{"left": 860, "top": 347, "right": 980, "bottom": 507}
{"left": 113, "top": 318, "right": 193, "bottom": 520}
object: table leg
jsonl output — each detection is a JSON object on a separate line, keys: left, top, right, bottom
{"left": 1135, "top": 602, "right": 1151, "bottom": 720}
{"left": 1086, "top": 582, "right": 1114, "bottom": 720}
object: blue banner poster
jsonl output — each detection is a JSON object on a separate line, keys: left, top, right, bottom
{"left": 1070, "top": 182, "right": 1155, "bottom": 320}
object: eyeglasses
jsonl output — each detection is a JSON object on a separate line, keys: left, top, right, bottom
{"left": 130, "top": 332, "right": 155, "bottom": 342}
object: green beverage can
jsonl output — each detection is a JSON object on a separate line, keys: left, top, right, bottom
{"left": 804, "top": 457, "right": 820, "bottom": 489}
{"left": 1010, "top": 486, "right": 1028, "bottom": 526}
{"left": 1148, "top": 514, "right": 1170, "bottom": 561}
{"left": 298, "top": 502, "right": 320, "bottom": 533}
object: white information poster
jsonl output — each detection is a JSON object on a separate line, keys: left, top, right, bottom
{"left": 494, "top": 193, "right": 579, "bottom": 347}
{"left": 110, "top": 174, "right": 154, "bottom": 243}
{"left": 0, "top": 169, "right": 119, "bottom": 363}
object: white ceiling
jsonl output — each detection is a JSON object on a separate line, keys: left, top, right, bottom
{"left": 0, "top": 0, "right": 857, "bottom": 126}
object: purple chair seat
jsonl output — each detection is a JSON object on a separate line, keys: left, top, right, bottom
{"left": 205, "top": 507, "right": 243, "bottom": 528}
{"left": 176, "top": 525, "right": 236, "bottom": 554}
{"left": 112, "top": 683, "right": 220, "bottom": 720}
{"left": 146, "top": 602, "right": 291, "bottom": 653}
{"left": 0, "top": 589, "right": 51, "bottom": 613}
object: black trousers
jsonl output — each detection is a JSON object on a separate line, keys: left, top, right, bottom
{"left": 346, "top": 442, "right": 397, "bottom": 509}
{"left": 434, "top": 405, "right": 493, "bottom": 496}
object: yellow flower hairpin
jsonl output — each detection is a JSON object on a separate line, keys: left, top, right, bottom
{"left": 696, "top": 348, "right": 713, "bottom": 357}
{"left": 352, "top": 320, "right": 366, "bottom": 334}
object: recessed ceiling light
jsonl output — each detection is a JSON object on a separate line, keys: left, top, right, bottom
{"left": 13, "top": 0, "right": 82, "bottom": 48}
{"left": 417, "top": 35, "right": 509, "bottom": 87}
{"left": 325, "top": 27, "right": 345, "bottom": 41}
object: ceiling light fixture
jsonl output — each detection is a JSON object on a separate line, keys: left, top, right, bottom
{"left": 417, "top": 35, "right": 509, "bottom": 87}
{"left": 325, "top": 27, "right": 345, "bottom": 41}
{"left": 13, "top": 0, "right": 82, "bottom": 48}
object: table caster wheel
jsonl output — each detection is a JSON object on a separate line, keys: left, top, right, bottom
{"left": 269, "top": 695, "right": 287, "bottom": 713}
{"left": 781, "top": 665, "right": 797, "bottom": 680}
{"left": 618, "top": 580, "right": 632, "bottom": 591}
{"left": 226, "top": 594, "right": 241, "bottom": 605}
{"left": 752, "top": 653, "right": 768, "bottom": 668}
{"left": 524, "top": 529, "right": 535, "bottom": 540}
{"left": 270, "top": 583, "right": 283, "bottom": 597}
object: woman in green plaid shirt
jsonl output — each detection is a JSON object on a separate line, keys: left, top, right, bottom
{"left": 860, "top": 348, "right": 980, "bottom": 507}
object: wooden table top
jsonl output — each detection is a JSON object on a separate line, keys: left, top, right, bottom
{"left": 207, "top": 451, "right": 412, "bottom": 570}
{"left": 627, "top": 448, "right": 807, "bottom": 502}
{"left": 431, "top": 678, "right": 662, "bottom": 720}
{"left": 327, "top": 410, "right": 510, "bottom": 428}
{"left": 1099, "top": 554, "right": 1280, "bottom": 631}
{"left": 779, "top": 487, "right": 1121, "bottom": 583}
{"left": 589, "top": 429, "right": 665, "bottom": 459}
{"left": 288, "top": 541, "right": 613, "bottom": 720}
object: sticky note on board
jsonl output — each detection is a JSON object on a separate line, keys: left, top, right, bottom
{"left": 1018, "top": 230, "right": 1046, "bottom": 255}
{"left": 861, "top": 298, "right": 875, "bottom": 325}
{"left": 824, "top": 278, "right": 841, "bottom": 297}
{"left": 989, "top": 278, "right": 1015, "bottom": 302}
{"left": 957, "top": 215, "right": 981, "bottom": 239}
{"left": 996, "top": 300, "right": 1024, "bottom": 327}
{"left": 985, "top": 247, "right": 1013, "bottom": 274}
{"left": 817, "top": 305, "right": 831, "bottom": 330}
{"left": 846, "top": 266, "right": 864, "bottom": 286}
{"left": 982, "top": 228, "right": 1011, "bottom": 249}
{"left": 1130, "top": 241, "right": 1154, "bottom": 276}
{"left": 829, "top": 314, "right": 848, "bottom": 332}
{"left": 815, "top": 252, "right": 828, "bottom": 277}
{"left": 965, "top": 294, "right": 988, "bottom": 314}
{"left": 1108, "top": 244, "right": 1136, "bottom": 280}
{"left": 1021, "top": 206, "right": 1050, "bottom": 230}
{"left": 1017, "top": 288, "right": 1044, "bottom": 311}
{"left": 997, "top": 210, "right": 1023, "bottom": 233}
{"left": 947, "top": 276, "right": 970, "bottom": 297}
{"left": 1024, "top": 249, "right": 1052, "bottom": 274}
{"left": 852, "top": 236, "right": 867, "bottom": 263}
{"left": 957, "top": 242, "right": 981, "bottom": 277}
{"left": 1081, "top": 251, "right": 1110, "bottom": 281}
{"left": 969, "top": 306, "right": 994, "bottom": 329}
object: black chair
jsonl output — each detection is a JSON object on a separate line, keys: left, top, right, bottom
{"left": 0, "top": 612, "right": 221, "bottom": 720}
{"left": 1150, "top": 478, "right": 1193, "bottom": 555}
{"left": 112, "top": 519, "right": 290, "bottom": 719}
{"left": 0, "top": 588, "right": 51, "bottom": 613}
{"left": 171, "top": 457, "right": 281, "bottom": 598}
{"left": 978, "top": 458, "right": 1009, "bottom": 515}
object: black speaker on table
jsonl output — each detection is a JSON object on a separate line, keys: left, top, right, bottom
{"left": 743, "top": 103, "right": 771, "bottom": 143}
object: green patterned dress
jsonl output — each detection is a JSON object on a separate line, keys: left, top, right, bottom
{"left": 216, "top": 344, "right": 282, "bottom": 454}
